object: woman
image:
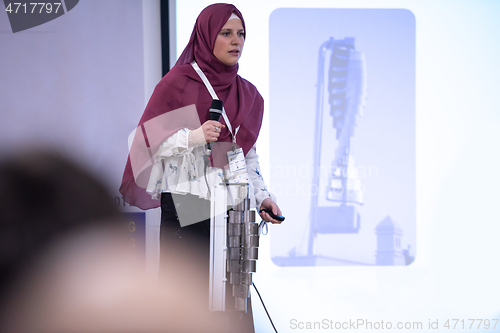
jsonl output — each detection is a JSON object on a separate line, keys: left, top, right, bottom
{"left": 120, "top": 3, "right": 281, "bottom": 332}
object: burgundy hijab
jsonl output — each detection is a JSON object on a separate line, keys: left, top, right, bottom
{"left": 119, "top": 3, "right": 264, "bottom": 210}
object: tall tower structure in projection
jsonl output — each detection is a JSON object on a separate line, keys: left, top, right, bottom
{"left": 307, "top": 37, "right": 367, "bottom": 258}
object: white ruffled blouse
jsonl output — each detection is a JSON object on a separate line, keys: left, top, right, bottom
{"left": 146, "top": 128, "right": 274, "bottom": 209}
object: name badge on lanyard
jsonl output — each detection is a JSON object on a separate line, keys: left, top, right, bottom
{"left": 191, "top": 61, "right": 249, "bottom": 184}
{"left": 226, "top": 147, "right": 249, "bottom": 184}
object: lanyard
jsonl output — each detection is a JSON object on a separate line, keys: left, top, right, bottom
{"left": 191, "top": 61, "right": 239, "bottom": 144}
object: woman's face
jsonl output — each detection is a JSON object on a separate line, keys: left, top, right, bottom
{"left": 213, "top": 18, "right": 245, "bottom": 66}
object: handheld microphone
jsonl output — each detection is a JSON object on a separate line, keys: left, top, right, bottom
{"left": 207, "top": 99, "right": 223, "bottom": 151}
{"left": 204, "top": 100, "right": 223, "bottom": 196}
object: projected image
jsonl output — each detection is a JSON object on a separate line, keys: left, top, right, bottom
{"left": 269, "top": 8, "right": 415, "bottom": 266}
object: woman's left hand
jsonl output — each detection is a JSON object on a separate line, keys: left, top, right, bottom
{"left": 259, "top": 198, "right": 283, "bottom": 224}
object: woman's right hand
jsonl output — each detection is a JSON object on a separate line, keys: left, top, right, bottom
{"left": 189, "top": 120, "right": 225, "bottom": 147}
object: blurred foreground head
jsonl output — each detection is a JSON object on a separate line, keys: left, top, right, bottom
{"left": 0, "top": 150, "right": 216, "bottom": 332}
{"left": 0, "top": 149, "right": 122, "bottom": 298}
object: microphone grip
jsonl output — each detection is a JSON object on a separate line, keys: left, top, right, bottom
{"left": 209, "top": 112, "right": 221, "bottom": 121}
{"left": 206, "top": 99, "right": 223, "bottom": 153}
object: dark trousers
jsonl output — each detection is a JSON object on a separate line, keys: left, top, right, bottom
{"left": 160, "top": 192, "right": 255, "bottom": 333}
